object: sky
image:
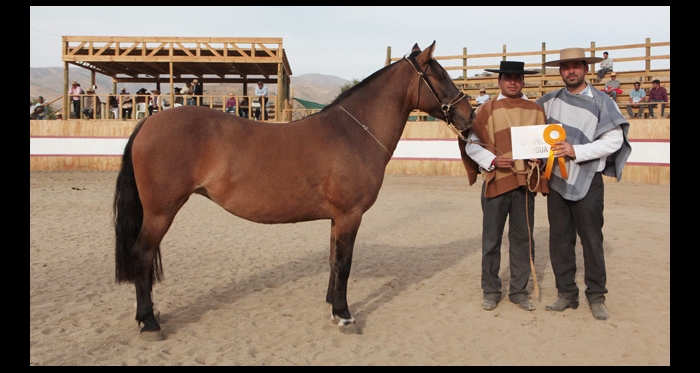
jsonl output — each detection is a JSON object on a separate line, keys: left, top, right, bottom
{"left": 30, "top": 6, "right": 670, "bottom": 81}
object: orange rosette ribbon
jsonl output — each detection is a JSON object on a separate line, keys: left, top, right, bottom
{"left": 543, "top": 124, "right": 568, "bottom": 179}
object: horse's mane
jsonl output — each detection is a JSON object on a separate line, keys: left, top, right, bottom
{"left": 320, "top": 48, "right": 422, "bottom": 113}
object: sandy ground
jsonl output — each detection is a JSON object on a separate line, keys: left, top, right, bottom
{"left": 30, "top": 171, "right": 670, "bottom": 366}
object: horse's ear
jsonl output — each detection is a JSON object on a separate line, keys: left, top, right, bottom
{"left": 411, "top": 43, "right": 420, "bottom": 54}
{"left": 416, "top": 41, "right": 436, "bottom": 64}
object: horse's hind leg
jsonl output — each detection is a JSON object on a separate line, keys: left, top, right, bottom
{"left": 326, "top": 215, "right": 361, "bottom": 327}
{"left": 133, "top": 213, "right": 177, "bottom": 341}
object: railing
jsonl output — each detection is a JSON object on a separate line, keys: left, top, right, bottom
{"left": 386, "top": 38, "right": 670, "bottom": 119}
{"left": 60, "top": 93, "right": 280, "bottom": 121}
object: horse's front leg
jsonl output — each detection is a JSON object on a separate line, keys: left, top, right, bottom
{"left": 326, "top": 216, "right": 361, "bottom": 327}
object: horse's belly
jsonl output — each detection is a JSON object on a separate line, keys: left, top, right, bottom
{"left": 210, "top": 188, "right": 330, "bottom": 225}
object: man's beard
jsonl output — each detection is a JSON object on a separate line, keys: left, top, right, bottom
{"left": 564, "top": 74, "right": 585, "bottom": 90}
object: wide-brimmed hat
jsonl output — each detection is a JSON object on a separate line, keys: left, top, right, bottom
{"left": 71, "top": 81, "right": 79, "bottom": 85}
{"left": 485, "top": 61, "right": 538, "bottom": 74}
{"left": 610, "top": 72, "right": 617, "bottom": 77}
{"left": 151, "top": 89, "right": 160, "bottom": 93}
{"left": 543, "top": 47, "right": 604, "bottom": 67}
{"left": 137, "top": 88, "right": 148, "bottom": 93}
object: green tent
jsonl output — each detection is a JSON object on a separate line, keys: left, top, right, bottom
{"left": 294, "top": 98, "right": 326, "bottom": 110}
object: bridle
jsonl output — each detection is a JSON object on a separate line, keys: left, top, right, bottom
{"left": 339, "top": 54, "right": 473, "bottom": 156}
{"left": 405, "top": 56, "right": 471, "bottom": 141}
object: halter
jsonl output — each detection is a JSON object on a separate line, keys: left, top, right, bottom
{"left": 405, "top": 56, "right": 470, "bottom": 141}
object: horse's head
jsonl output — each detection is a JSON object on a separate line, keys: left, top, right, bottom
{"left": 407, "top": 41, "right": 474, "bottom": 137}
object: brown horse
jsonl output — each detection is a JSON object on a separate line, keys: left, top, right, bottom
{"left": 114, "top": 41, "right": 474, "bottom": 341}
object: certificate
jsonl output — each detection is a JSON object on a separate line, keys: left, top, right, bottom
{"left": 510, "top": 124, "right": 562, "bottom": 160}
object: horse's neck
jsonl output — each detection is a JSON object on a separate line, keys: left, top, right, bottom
{"left": 336, "top": 70, "right": 416, "bottom": 154}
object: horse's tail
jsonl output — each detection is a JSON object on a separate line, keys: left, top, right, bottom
{"left": 113, "top": 118, "right": 163, "bottom": 284}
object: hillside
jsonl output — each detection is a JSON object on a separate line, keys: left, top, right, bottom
{"left": 29, "top": 67, "right": 350, "bottom": 109}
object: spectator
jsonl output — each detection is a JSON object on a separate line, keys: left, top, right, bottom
{"left": 173, "top": 87, "right": 183, "bottom": 106}
{"left": 120, "top": 87, "right": 133, "bottom": 119}
{"left": 108, "top": 94, "right": 120, "bottom": 119}
{"left": 475, "top": 89, "right": 490, "bottom": 106}
{"left": 601, "top": 72, "right": 622, "bottom": 102}
{"left": 463, "top": 61, "right": 548, "bottom": 312}
{"left": 69, "top": 81, "right": 85, "bottom": 118}
{"left": 596, "top": 51, "right": 613, "bottom": 82}
{"left": 191, "top": 79, "right": 203, "bottom": 105}
{"left": 647, "top": 79, "right": 668, "bottom": 118}
{"left": 239, "top": 97, "right": 249, "bottom": 118}
{"left": 536, "top": 47, "right": 631, "bottom": 321}
{"left": 225, "top": 93, "right": 237, "bottom": 114}
{"left": 182, "top": 81, "right": 194, "bottom": 105}
{"left": 30, "top": 96, "right": 48, "bottom": 120}
{"left": 149, "top": 89, "right": 167, "bottom": 115}
{"left": 626, "top": 82, "right": 646, "bottom": 118}
{"left": 255, "top": 81, "right": 268, "bottom": 120}
{"left": 81, "top": 87, "right": 101, "bottom": 119}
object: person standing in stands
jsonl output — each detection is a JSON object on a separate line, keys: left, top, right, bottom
{"left": 536, "top": 47, "right": 631, "bottom": 321}
{"left": 255, "top": 81, "right": 268, "bottom": 120}
{"left": 120, "top": 87, "right": 133, "bottom": 119}
{"left": 182, "top": 81, "right": 193, "bottom": 105}
{"left": 69, "top": 81, "right": 85, "bottom": 118}
{"left": 461, "top": 61, "right": 548, "bottom": 312}
{"left": 191, "top": 79, "right": 203, "bottom": 105}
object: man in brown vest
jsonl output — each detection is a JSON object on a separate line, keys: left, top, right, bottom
{"left": 460, "top": 61, "right": 548, "bottom": 312}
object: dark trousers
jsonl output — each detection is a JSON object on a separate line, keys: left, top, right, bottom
{"left": 648, "top": 101, "right": 666, "bottom": 117}
{"left": 255, "top": 97, "right": 268, "bottom": 120}
{"left": 481, "top": 184, "right": 536, "bottom": 302}
{"left": 547, "top": 172, "right": 607, "bottom": 304}
{"left": 71, "top": 99, "right": 81, "bottom": 118}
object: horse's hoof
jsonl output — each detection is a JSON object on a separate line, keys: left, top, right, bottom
{"left": 337, "top": 317, "right": 356, "bottom": 327}
{"left": 140, "top": 329, "right": 164, "bottom": 341}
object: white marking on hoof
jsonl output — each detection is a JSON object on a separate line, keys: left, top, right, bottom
{"left": 337, "top": 317, "right": 356, "bottom": 327}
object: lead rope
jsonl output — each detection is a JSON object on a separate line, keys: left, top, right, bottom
{"left": 468, "top": 138, "right": 541, "bottom": 299}
{"left": 338, "top": 105, "right": 392, "bottom": 157}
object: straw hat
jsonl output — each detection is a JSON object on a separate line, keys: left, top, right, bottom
{"left": 610, "top": 72, "right": 617, "bottom": 77}
{"left": 543, "top": 47, "right": 604, "bottom": 67}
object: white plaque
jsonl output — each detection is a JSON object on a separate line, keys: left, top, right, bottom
{"left": 510, "top": 124, "right": 562, "bottom": 160}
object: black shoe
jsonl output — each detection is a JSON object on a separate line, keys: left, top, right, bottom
{"left": 545, "top": 297, "right": 579, "bottom": 312}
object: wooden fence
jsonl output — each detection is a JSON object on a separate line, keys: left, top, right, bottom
{"left": 388, "top": 38, "right": 670, "bottom": 119}
{"left": 30, "top": 117, "right": 669, "bottom": 185}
